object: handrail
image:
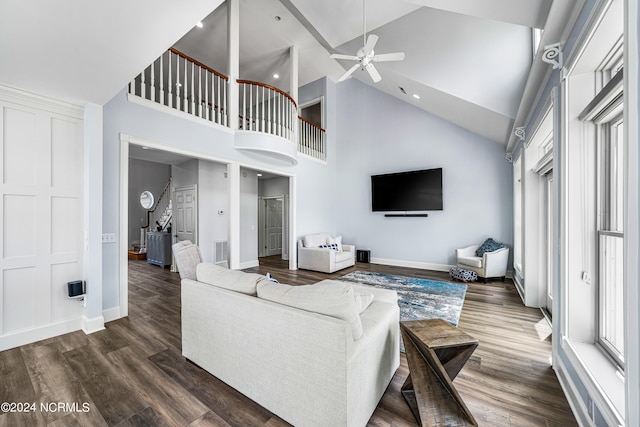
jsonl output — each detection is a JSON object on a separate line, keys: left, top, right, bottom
{"left": 237, "top": 79, "right": 297, "bottom": 108}
{"left": 168, "top": 47, "right": 229, "bottom": 81}
{"left": 143, "top": 177, "right": 172, "bottom": 230}
{"left": 298, "top": 116, "right": 325, "bottom": 132}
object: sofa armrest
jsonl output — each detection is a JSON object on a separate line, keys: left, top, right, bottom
{"left": 483, "top": 247, "right": 509, "bottom": 277}
{"left": 457, "top": 244, "right": 480, "bottom": 258}
{"left": 349, "top": 283, "right": 397, "bottom": 305}
{"left": 342, "top": 244, "right": 355, "bottom": 254}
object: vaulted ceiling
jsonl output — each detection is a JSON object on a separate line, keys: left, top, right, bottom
{"left": 1, "top": 0, "right": 579, "bottom": 147}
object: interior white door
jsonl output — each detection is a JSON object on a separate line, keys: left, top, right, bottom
{"left": 545, "top": 171, "right": 554, "bottom": 316}
{"left": 174, "top": 186, "right": 197, "bottom": 244}
{"left": 265, "top": 198, "right": 283, "bottom": 256}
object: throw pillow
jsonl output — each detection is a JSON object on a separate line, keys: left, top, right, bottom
{"left": 326, "top": 235, "right": 343, "bottom": 251}
{"left": 318, "top": 243, "right": 339, "bottom": 251}
{"left": 475, "top": 238, "right": 505, "bottom": 257}
{"left": 265, "top": 272, "right": 279, "bottom": 283}
{"left": 256, "top": 280, "right": 364, "bottom": 340}
{"left": 354, "top": 292, "right": 374, "bottom": 313}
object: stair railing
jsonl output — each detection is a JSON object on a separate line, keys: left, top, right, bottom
{"left": 298, "top": 116, "right": 326, "bottom": 161}
{"left": 141, "top": 178, "right": 172, "bottom": 248}
{"left": 237, "top": 79, "right": 297, "bottom": 143}
{"left": 129, "top": 48, "right": 228, "bottom": 126}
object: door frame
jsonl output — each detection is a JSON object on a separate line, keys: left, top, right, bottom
{"left": 258, "top": 195, "right": 286, "bottom": 258}
{"left": 119, "top": 134, "right": 298, "bottom": 319}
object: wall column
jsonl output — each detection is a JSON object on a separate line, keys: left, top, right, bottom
{"left": 227, "top": 0, "right": 239, "bottom": 130}
{"left": 228, "top": 163, "right": 241, "bottom": 269}
{"left": 83, "top": 103, "right": 105, "bottom": 333}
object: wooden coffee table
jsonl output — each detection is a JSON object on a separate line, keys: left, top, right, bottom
{"left": 400, "top": 318, "right": 479, "bottom": 427}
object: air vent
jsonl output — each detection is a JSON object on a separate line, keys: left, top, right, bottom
{"left": 215, "top": 241, "right": 228, "bottom": 265}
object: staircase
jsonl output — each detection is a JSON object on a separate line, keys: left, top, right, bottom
{"left": 140, "top": 178, "right": 173, "bottom": 250}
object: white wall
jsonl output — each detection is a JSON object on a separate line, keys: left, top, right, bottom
{"left": 198, "top": 160, "right": 229, "bottom": 263}
{"left": 259, "top": 176, "right": 289, "bottom": 197}
{"left": 334, "top": 78, "right": 513, "bottom": 268}
{"left": 240, "top": 168, "right": 259, "bottom": 267}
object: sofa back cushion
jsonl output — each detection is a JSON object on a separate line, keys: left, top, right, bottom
{"left": 256, "top": 280, "right": 364, "bottom": 340}
{"left": 172, "top": 240, "right": 202, "bottom": 280}
{"left": 302, "top": 232, "right": 331, "bottom": 248}
{"left": 196, "top": 263, "right": 267, "bottom": 296}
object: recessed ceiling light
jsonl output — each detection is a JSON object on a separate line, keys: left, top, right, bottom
{"left": 257, "top": 173, "right": 263, "bottom": 177}
{"left": 196, "top": 21, "right": 203, "bottom": 28}
{"left": 412, "top": 94, "right": 421, "bottom": 99}
{"left": 141, "top": 146, "right": 150, "bottom": 150}
{"left": 273, "top": 74, "right": 280, "bottom": 79}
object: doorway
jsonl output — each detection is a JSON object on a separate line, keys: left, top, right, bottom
{"left": 259, "top": 196, "right": 285, "bottom": 257}
{"left": 174, "top": 185, "right": 198, "bottom": 246}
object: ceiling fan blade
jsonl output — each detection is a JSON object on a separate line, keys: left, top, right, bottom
{"left": 330, "top": 53, "right": 360, "bottom": 61}
{"left": 338, "top": 63, "right": 362, "bottom": 82}
{"left": 374, "top": 52, "right": 405, "bottom": 62}
{"left": 363, "top": 34, "right": 378, "bottom": 54}
{"left": 366, "top": 63, "right": 381, "bottom": 83}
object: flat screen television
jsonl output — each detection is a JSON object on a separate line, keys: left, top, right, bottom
{"left": 371, "top": 168, "right": 443, "bottom": 212}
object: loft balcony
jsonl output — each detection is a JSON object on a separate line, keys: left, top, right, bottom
{"left": 128, "top": 48, "right": 326, "bottom": 164}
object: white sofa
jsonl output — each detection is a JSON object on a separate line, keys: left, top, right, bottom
{"left": 456, "top": 242, "right": 510, "bottom": 281}
{"left": 181, "top": 263, "right": 400, "bottom": 427}
{"left": 297, "top": 232, "right": 355, "bottom": 273}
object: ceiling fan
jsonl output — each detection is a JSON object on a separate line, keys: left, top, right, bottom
{"left": 330, "top": 0, "right": 405, "bottom": 83}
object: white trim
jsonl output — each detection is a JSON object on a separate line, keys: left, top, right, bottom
{"left": 103, "top": 306, "right": 123, "bottom": 323}
{"left": 623, "top": 1, "right": 640, "bottom": 425}
{"left": 0, "top": 318, "right": 83, "bottom": 352}
{"left": 238, "top": 260, "right": 259, "bottom": 269}
{"left": 560, "top": 337, "right": 625, "bottom": 426}
{"left": 556, "top": 355, "right": 595, "bottom": 427}
{"left": 370, "top": 258, "right": 452, "bottom": 272}
{"left": 0, "top": 84, "right": 84, "bottom": 118}
{"left": 119, "top": 137, "right": 129, "bottom": 318}
{"left": 82, "top": 315, "right": 106, "bottom": 335}
{"left": 127, "top": 93, "right": 234, "bottom": 135}
{"left": 563, "top": 0, "right": 616, "bottom": 77}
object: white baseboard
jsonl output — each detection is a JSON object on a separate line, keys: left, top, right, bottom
{"left": 103, "top": 306, "right": 123, "bottom": 323}
{"left": 82, "top": 315, "right": 106, "bottom": 335}
{"left": 556, "top": 355, "right": 591, "bottom": 427}
{"left": 0, "top": 318, "right": 82, "bottom": 352}
{"left": 370, "top": 257, "right": 452, "bottom": 272}
{"left": 238, "top": 260, "right": 259, "bottom": 269}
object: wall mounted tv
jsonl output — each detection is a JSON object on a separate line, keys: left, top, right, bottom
{"left": 371, "top": 168, "right": 443, "bottom": 212}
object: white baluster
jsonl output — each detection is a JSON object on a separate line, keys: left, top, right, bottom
{"left": 150, "top": 61, "right": 156, "bottom": 102}
{"left": 197, "top": 66, "right": 202, "bottom": 118}
{"left": 159, "top": 52, "right": 165, "bottom": 105}
{"left": 141, "top": 66, "right": 146, "bottom": 99}
{"left": 183, "top": 58, "right": 188, "bottom": 112}
{"left": 190, "top": 62, "right": 195, "bottom": 114}
{"left": 168, "top": 52, "right": 173, "bottom": 109}
{"left": 223, "top": 78, "right": 227, "bottom": 126}
{"left": 176, "top": 55, "right": 180, "bottom": 110}
{"left": 204, "top": 70, "right": 209, "bottom": 120}
{"left": 242, "top": 83, "right": 247, "bottom": 130}
{"left": 249, "top": 83, "right": 253, "bottom": 130}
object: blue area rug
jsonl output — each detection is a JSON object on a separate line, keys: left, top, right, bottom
{"left": 339, "top": 271, "right": 467, "bottom": 326}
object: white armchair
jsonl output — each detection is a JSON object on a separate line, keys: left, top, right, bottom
{"left": 297, "top": 232, "right": 355, "bottom": 273}
{"left": 456, "top": 242, "right": 509, "bottom": 281}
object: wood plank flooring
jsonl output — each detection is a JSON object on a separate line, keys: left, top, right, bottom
{"left": 0, "top": 257, "right": 578, "bottom": 427}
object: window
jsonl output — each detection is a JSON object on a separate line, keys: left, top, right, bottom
{"left": 581, "top": 62, "right": 625, "bottom": 366}
{"left": 598, "top": 113, "right": 624, "bottom": 365}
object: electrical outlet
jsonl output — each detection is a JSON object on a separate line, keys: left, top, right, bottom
{"left": 101, "top": 233, "right": 116, "bottom": 243}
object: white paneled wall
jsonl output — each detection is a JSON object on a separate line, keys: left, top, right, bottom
{"left": 0, "top": 86, "right": 84, "bottom": 351}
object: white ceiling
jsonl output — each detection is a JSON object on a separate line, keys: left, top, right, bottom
{"left": 1, "top": 0, "right": 563, "bottom": 145}
{"left": 173, "top": 0, "right": 554, "bottom": 144}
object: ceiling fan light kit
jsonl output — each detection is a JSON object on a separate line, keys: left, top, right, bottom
{"left": 330, "top": 0, "right": 405, "bottom": 83}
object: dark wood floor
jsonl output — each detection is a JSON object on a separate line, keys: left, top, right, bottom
{"left": 0, "top": 257, "right": 578, "bottom": 427}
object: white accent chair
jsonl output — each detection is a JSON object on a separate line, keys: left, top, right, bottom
{"left": 456, "top": 243, "right": 509, "bottom": 281}
{"left": 298, "top": 232, "right": 355, "bottom": 273}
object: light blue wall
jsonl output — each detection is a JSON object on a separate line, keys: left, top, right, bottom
{"left": 334, "top": 78, "right": 513, "bottom": 266}
{"left": 102, "top": 89, "right": 337, "bottom": 309}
